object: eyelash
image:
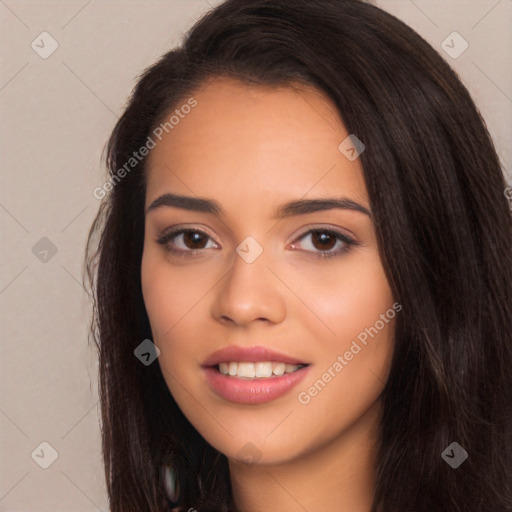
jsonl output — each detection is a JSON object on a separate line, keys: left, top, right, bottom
{"left": 156, "top": 226, "right": 359, "bottom": 259}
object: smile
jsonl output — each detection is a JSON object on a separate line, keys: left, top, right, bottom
{"left": 202, "top": 345, "right": 311, "bottom": 404}
{"left": 217, "top": 361, "right": 307, "bottom": 379}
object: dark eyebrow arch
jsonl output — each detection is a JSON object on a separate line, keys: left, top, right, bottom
{"left": 146, "top": 193, "right": 371, "bottom": 218}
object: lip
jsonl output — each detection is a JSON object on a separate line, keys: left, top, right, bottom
{"left": 201, "top": 345, "right": 311, "bottom": 405}
{"left": 202, "top": 345, "right": 309, "bottom": 367}
{"left": 202, "top": 365, "right": 311, "bottom": 404}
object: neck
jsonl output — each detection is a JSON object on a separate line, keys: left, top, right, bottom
{"left": 227, "top": 401, "right": 381, "bottom": 512}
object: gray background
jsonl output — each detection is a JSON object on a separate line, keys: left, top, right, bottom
{"left": 1, "top": 0, "right": 511, "bottom": 510}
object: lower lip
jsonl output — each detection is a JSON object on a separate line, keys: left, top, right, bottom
{"left": 202, "top": 365, "right": 311, "bottom": 405}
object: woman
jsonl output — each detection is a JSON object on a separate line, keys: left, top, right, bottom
{"left": 84, "top": 0, "right": 512, "bottom": 510}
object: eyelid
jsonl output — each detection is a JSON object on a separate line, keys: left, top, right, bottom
{"left": 157, "top": 223, "right": 356, "bottom": 243}
{"left": 156, "top": 223, "right": 359, "bottom": 257}
{"left": 156, "top": 224, "right": 220, "bottom": 254}
{"left": 289, "top": 223, "right": 358, "bottom": 244}
{"left": 157, "top": 223, "right": 220, "bottom": 243}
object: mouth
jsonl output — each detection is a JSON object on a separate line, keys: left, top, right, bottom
{"left": 211, "top": 361, "right": 309, "bottom": 379}
{"left": 201, "top": 346, "right": 311, "bottom": 404}
{"left": 202, "top": 344, "right": 310, "bottom": 368}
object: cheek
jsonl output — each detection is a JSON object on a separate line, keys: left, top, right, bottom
{"left": 140, "top": 249, "right": 201, "bottom": 399}
{"left": 141, "top": 251, "right": 174, "bottom": 339}
{"left": 140, "top": 246, "right": 218, "bottom": 400}
{"left": 293, "top": 252, "right": 396, "bottom": 411}
{"left": 140, "top": 246, "right": 211, "bottom": 341}
{"left": 289, "top": 250, "right": 395, "bottom": 353}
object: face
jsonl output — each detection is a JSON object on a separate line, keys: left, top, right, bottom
{"left": 141, "top": 77, "right": 397, "bottom": 465}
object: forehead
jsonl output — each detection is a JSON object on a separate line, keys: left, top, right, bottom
{"left": 145, "top": 77, "right": 368, "bottom": 210}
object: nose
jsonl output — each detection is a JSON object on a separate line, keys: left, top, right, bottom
{"left": 211, "top": 247, "right": 287, "bottom": 328}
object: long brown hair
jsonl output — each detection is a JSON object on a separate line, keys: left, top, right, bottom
{"left": 84, "top": 0, "right": 512, "bottom": 510}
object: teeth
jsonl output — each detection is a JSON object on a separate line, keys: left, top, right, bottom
{"left": 228, "top": 362, "right": 238, "bottom": 376}
{"left": 273, "top": 362, "right": 285, "bottom": 376}
{"left": 238, "top": 362, "right": 255, "bottom": 378}
{"left": 255, "top": 362, "right": 273, "bottom": 378}
{"left": 217, "top": 361, "right": 304, "bottom": 378}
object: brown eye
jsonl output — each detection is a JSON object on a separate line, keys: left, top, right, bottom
{"left": 310, "top": 231, "right": 337, "bottom": 251}
{"left": 156, "top": 229, "right": 218, "bottom": 256}
{"left": 291, "top": 228, "right": 358, "bottom": 259}
{"left": 181, "top": 231, "right": 209, "bottom": 250}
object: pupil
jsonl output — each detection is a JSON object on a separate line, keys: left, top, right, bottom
{"left": 185, "top": 231, "right": 205, "bottom": 249}
{"left": 314, "top": 231, "right": 335, "bottom": 250}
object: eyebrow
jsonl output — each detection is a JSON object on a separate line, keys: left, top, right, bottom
{"left": 146, "top": 193, "right": 371, "bottom": 219}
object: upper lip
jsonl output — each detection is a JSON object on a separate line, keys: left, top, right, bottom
{"left": 202, "top": 345, "right": 310, "bottom": 367}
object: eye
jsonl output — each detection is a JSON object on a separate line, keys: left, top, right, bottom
{"left": 156, "top": 228, "right": 218, "bottom": 257}
{"left": 290, "top": 228, "right": 358, "bottom": 259}
{"left": 156, "top": 226, "right": 358, "bottom": 259}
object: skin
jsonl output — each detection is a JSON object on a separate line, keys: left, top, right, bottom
{"left": 141, "top": 77, "right": 397, "bottom": 512}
